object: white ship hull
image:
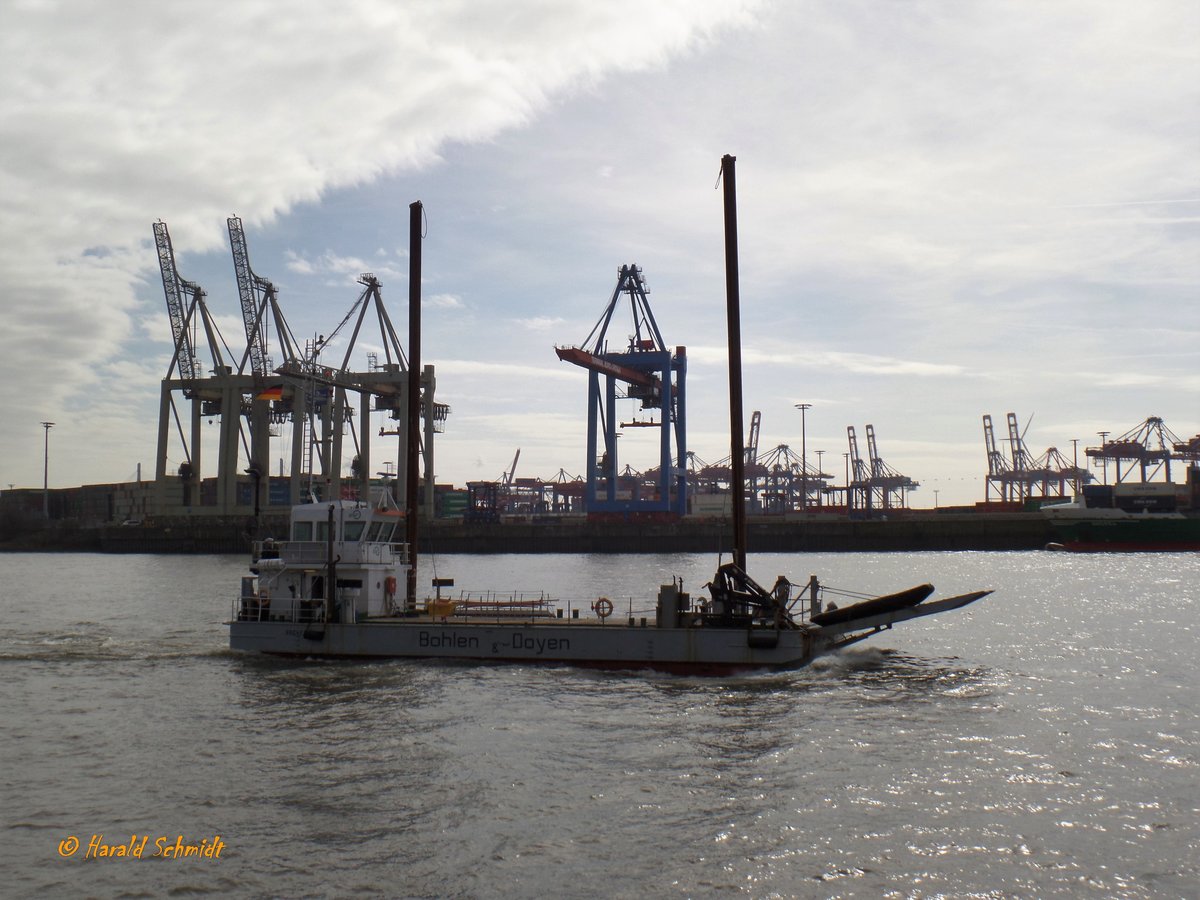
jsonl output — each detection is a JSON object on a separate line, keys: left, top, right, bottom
{"left": 230, "top": 618, "right": 822, "bottom": 674}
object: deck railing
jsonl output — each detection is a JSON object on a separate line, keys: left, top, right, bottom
{"left": 253, "top": 540, "right": 410, "bottom": 566}
{"left": 231, "top": 594, "right": 327, "bottom": 625}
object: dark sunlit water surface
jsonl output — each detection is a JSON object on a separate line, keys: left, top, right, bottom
{"left": 2, "top": 550, "right": 1196, "bottom": 898}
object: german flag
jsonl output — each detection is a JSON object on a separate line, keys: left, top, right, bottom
{"left": 256, "top": 386, "right": 284, "bottom": 401}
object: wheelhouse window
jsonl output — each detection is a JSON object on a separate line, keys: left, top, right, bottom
{"left": 342, "top": 520, "right": 366, "bottom": 542}
{"left": 363, "top": 520, "right": 398, "bottom": 543}
{"left": 292, "top": 521, "right": 313, "bottom": 541}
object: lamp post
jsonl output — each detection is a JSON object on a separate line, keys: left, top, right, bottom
{"left": 1097, "top": 431, "right": 1109, "bottom": 484}
{"left": 795, "top": 403, "right": 811, "bottom": 510}
{"left": 41, "top": 421, "right": 54, "bottom": 519}
{"left": 1071, "top": 438, "right": 1079, "bottom": 496}
{"left": 843, "top": 451, "right": 851, "bottom": 511}
{"left": 934, "top": 489, "right": 939, "bottom": 509}
{"left": 815, "top": 449, "right": 825, "bottom": 509}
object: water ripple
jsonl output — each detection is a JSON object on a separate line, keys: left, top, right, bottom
{"left": 3, "top": 550, "right": 1199, "bottom": 897}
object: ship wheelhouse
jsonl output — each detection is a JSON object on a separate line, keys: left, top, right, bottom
{"left": 240, "top": 497, "right": 409, "bottom": 624}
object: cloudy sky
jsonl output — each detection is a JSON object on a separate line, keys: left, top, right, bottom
{"left": 2, "top": 0, "right": 1197, "bottom": 506}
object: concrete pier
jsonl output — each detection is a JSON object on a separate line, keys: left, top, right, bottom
{"left": 3, "top": 512, "right": 1052, "bottom": 554}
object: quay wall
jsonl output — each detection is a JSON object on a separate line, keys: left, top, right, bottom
{"left": 3, "top": 513, "right": 1052, "bottom": 554}
{"left": 422, "top": 514, "right": 1049, "bottom": 554}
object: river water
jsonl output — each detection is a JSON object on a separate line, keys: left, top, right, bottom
{"left": 2, "top": 550, "right": 1196, "bottom": 898}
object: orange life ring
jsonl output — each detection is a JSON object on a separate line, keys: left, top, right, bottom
{"left": 385, "top": 576, "right": 397, "bottom": 596}
{"left": 592, "top": 597, "right": 614, "bottom": 619}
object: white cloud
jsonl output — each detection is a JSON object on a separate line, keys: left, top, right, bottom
{"left": 516, "top": 316, "right": 566, "bottom": 332}
{"left": 435, "top": 359, "right": 576, "bottom": 381}
{"left": 686, "top": 345, "right": 965, "bottom": 378}
{"left": 284, "top": 250, "right": 401, "bottom": 284}
{"left": 283, "top": 252, "right": 316, "bottom": 276}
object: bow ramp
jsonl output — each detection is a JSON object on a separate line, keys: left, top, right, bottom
{"left": 809, "top": 586, "right": 993, "bottom": 650}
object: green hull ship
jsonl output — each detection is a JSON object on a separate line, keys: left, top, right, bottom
{"left": 1043, "top": 485, "right": 1200, "bottom": 552}
{"left": 1047, "top": 514, "right": 1200, "bottom": 552}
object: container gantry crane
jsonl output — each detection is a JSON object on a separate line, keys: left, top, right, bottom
{"left": 1005, "top": 412, "right": 1039, "bottom": 502}
{"left": 1086, "top": 417, "right": 1188, "bottom": 484}
{"left": 556, "top": 264, "right": 687, "bottom": 518}
{"left": 983, "top": 412, "right": 1039, "bottom": 502}
{"left": 152, "top": 217, "right": 449, "bottom": 518}
{"left": 315, "top": 273, "right": 449, "bottom": 516}
{"left": 751, "top": 443, "right": 828, "bottom": 513}
{"left": 846, "top": 426, "right": 870, "bottom": 512}
{"left": 845, "top": 425, "right": 917, "bottom": 512}
{"left": 152, "top": 220, "right": 243, "bottom": 511}
{"left": 983, "top": 412, "right": 1088, "bottom": 504}
{"left": 982, "top": 414, "right": 1014, "bottom": 502}
{"left": 1028, "top": 446, "right": 1090, "bottom": 498}
{"left": 227, "top": 216, "right": 308, "bottom": 511}
{"left": 865, "top": 424, "right": 919, "bottom": 510}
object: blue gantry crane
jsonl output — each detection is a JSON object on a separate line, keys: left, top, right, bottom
{"left": 556, "top": 265, "right": 687, "bottom": 518}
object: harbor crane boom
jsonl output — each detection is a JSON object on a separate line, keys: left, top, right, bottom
{"left": 1006, "top": 412, "right": 1037, "bottom": 474}
{"left": 502, "top": 448, "right": 520, "bottom": 486}
{"left": 153, "top": 221, "right": 201, "bottom": 383}
{"left": 864, "top": 424, "right": 919, "bottom": 509}
{"left": 554, "top": 346, "right": 658, "bottom": 389}
{"left": 227, "top": 216, "right": 302, "bottom": 377}
{"left": 847, "top": 426, "right": 868, "bottom": 483}
{"left": 153, "top": 220, "right": 229, "bottom": 382}
{"left": 745, "top": 410, "right": 761, "bottom": 467}
{"left": 865, "top": 424, "right": 883, "bottom": 479}
{"left": 555, "top": 263, "right": 665, "bottom": 395}
{"left": 982, "top": 415, "right": 1009, "bottom": 476}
